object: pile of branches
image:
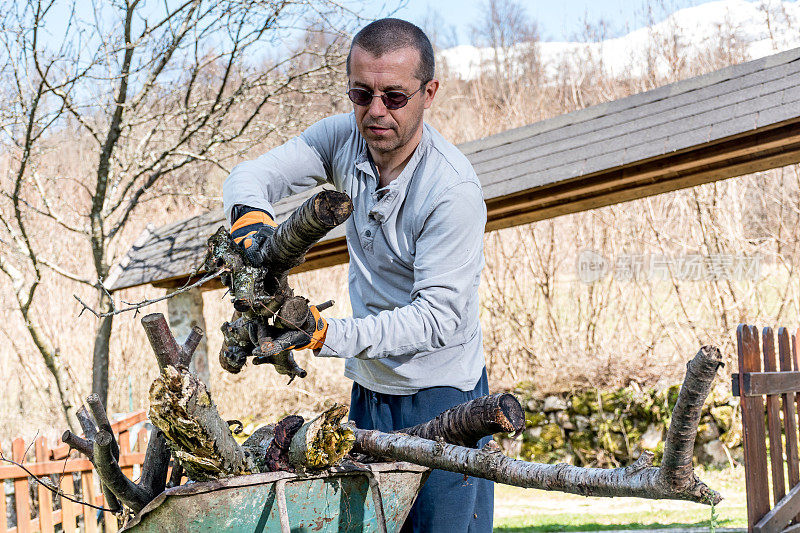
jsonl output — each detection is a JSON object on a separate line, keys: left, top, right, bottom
{"left": 58, "top": 189, "right": 724, "bottom": 524}
{"left": 61, "top": 311, "right": 723, "bottom": 521}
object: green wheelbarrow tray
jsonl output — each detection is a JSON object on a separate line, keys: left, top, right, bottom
{"left": 122, "top": 462, "right": 430, "bottom": 532}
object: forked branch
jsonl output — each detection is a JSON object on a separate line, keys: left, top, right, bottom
{"left": 64, "top": 397, "right": 171, "bottom": 513}
{"left": 355, "top": 346, "right": 723, "bottom": 505}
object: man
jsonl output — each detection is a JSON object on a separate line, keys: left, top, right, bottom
{"left": 223, "top": 18, "right": 492, "bottom": 532}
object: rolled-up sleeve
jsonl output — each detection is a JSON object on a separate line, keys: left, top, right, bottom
{"left": 318, "top": 181, "right": 486, "bottom": 359}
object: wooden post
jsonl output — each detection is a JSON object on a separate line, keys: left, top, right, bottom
{"left": 762, "top": 328, "right": 786, "bottom": 504}
{"left": 118, "top": 431, "right": 134, "bottom": 481}
{"left": 12, "top": 438, "right": 31, "bottom": 533}
{"left": 0, "top": 466, "right": 7, "bottom": 533}
{"left": 81, "top": 471, "right": 98, "bottom": 533}
{"left": 777, "top": 328, "right": 799, "bottom": 500}
{"left": 793, "top": 327, "right": 800, "bottom": 523}
{"left": 59, "top": 474, "right": 77, "bottom": 533}
{"left": 167, "top": 288, "right": 210, "bottom": 387}
{"left": 103, "top": 507, "right": 119, "bottom": 533}
{"left": 34, "top": 437, "right": 54, "bottom": 532}
{"left": 136, "top": 429, "right": 147, "bottom": 453}
{"left": 739, "top": 324, "right": 770, "bottom": 532}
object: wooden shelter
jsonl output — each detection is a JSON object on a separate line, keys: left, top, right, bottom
{"left": 105, "top": 47, "right": 800, "bottom": 387}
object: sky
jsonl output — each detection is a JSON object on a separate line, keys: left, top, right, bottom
{"left": 35, "top": 0, "right": 757, "bottom": 65}
{"left": 386, "top": 0, "right": 723, "bottom": 44}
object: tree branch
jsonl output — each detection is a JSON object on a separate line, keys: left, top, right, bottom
{"left": 355, "top": 347, "right": 724, "bottom": 506}
{"left": 74, "top": 269, "right": 221, "bottom": 318}
{"left": 0, "top": 452, "right": 115, "bottom": 512}
{"left": 400, "top": 392, "right": 525, "bottom": 447}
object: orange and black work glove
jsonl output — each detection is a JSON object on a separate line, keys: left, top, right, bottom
{"left": 230, "top": 207, "right": 277, "bottom": 267}
{"left": 256, "top": 305, "right": 328, "bottom": 360}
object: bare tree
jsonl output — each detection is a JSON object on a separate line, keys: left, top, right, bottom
{"left": 470, "top": 0, "right": 539, "bottom": 84}
{"left": 419, "top": 7, "right": 459, "bottom": 52}
{"left": 0, "top": 0, "right": 363, "bottom": 420}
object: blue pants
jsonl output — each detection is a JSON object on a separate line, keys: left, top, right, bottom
{"left": 348, "top": 369, "right": 494, "bottom": 533}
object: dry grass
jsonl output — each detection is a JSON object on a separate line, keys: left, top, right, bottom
{"left": 1, "top": 10, "right": 799, "bottom": 447}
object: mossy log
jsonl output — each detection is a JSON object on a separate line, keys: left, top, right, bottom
{"left": 144, "top": 313, "right": 254, "bottom": 480}
{"left": 208, "top": 190, "right": 352, "bottom": 381}
{"left": 354, "top": 347, "right": 724, "bottom": 505}
{"left": 149, "top": 365, "right": 253, "bottom": 480}
{"left": 145, "top": 313, "right": 355, "bottom": 481}
{"left": 288, "top": 404, "right": 354, "bottom": 473}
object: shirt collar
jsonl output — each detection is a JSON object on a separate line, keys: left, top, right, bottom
{"left": 366, "top": 126, "right": 431, "bottom": 223}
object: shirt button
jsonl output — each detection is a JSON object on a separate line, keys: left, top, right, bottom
{"left": 365, "top": 230, "right": 372, "bottom": 237}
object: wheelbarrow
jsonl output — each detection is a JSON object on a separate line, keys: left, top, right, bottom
{"left": 121, "top": 462, "right": 430, "bottom": 532}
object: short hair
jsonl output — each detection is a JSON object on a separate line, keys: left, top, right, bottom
{"left": 347, "top": 18, "right": 435, "bottom": 83}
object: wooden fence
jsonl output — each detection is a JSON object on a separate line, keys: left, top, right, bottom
{"left": 1, "top": 410, "right": 147, "bottom": 533}
{"left": 734, "top": 324, "right": 800, "bottom": 533}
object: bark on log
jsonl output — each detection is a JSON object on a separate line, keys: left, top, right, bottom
{"left": 149, "top": 355, "right": 253, "bottom": 481}
{"left": 91, "top": 427, "right": 170, "bottom": 514}
{"left": 260, "top": 190, "right": 353, "bottom": 273}
{"left": 73, "top": 403, "right": 122, "bottom": 512}
{"left": 180, "top": 325, "right": 204, "bottom": 367}
{"left": 61, "top": 430, "right": 93, "bottom": 460}
{"left": 208, "top": 190, "right": 352, "bottom": 381}
{"left": 144, "top": 313, "right": 253, "bottom": 481}
{"left": 400, "top": 393, "right": 525, "bottom": 447}
{"left": 241, "top": 416, "right": 304, "bottom": 472}
{"left": 63, "top": 393, "right": 173, "bottom": 514}
{"left": 94, "top": 430, "right": 152, "bottom": 512}
{"left": 354, "top": 346, "right": 723, "bottom": 505}
{"left": 139, "top": 427, "right": 170, "bottom": 498}
{"left": 166, "top": 461, "right": 185, "bottom": 489}
{"left": 75, "top": 405, "right": 97, "bottom": 441}
{"left": 142, "top": 313, "right": 183, "bottom": 369}
{"left": 87, "top": 393, "right": 119, "bottom": 458}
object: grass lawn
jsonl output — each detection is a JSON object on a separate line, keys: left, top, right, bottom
{"left": 492, "top": 466, "right": 746, "bottom": 532}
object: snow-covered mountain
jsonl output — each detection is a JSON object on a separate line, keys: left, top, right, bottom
{"left": 440, "top": 0, "right": 800, "bottom": 79}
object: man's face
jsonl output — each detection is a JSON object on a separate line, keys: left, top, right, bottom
{"left": 348, "top": 45, "right": 438, "bottom": 157}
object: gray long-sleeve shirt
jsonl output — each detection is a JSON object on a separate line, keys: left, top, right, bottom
{"left": 223, "top": 113, "right": 486, "bottom": 394}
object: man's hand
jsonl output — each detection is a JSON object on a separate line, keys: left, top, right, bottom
{"left": 258, "top": 305, "right": 328, "bottom": 357}
{"left": 230, "top": 208, "right": 277, "bottom": 266}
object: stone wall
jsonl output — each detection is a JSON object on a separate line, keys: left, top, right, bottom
{"left": 496, "top": 383, "right": 742, "bottom": 468}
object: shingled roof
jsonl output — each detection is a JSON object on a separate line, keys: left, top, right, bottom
{"left": 108, "top": 47, "right": 800, "bottom": 291}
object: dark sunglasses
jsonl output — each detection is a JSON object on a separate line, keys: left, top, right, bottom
{"left": 347, "top": 84, "right": 426, "bottom": 110}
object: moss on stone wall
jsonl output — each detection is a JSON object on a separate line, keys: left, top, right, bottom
{"left": 496, "top": 382, "right": 742, "bottom": 468}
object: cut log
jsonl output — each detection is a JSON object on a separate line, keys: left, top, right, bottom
{"left": 400, "top": 392, "right": 525, "bottom": 447}
{"left": 144, "top": 313, "right": 253, "bottom": 481}
{"left": 354, "top": 346, "right": 723, "bottom": 505}
{"left": 149, "top": 365, "right": 252, "bottom": 480}
{"left": 288, "top": 404, "right": 354, "bottom": 473}
{"left": 144, "top": 313, "right": 354, "bottom": 481}
{"left": 242, "top": 417, "right": 301, "bottom": 472}
{"left": 62, "top": 394, "right": 170, "bottom": 514}
{"left": 259, "top": 190, "right": 353, "bottom": 273}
